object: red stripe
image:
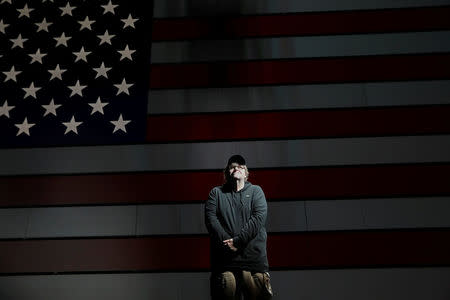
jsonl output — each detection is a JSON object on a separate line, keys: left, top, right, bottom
{"left": 149, "top": 54, "right": 450, "bottom": 89}
{"left": 1, "top": 230, "right": 448, "bottom": 273}
{"left": 1, "top": 164, "right": 449, "bottom": 207}
{"left": 0, "top": 236, "right": 209, "bottom": 273}
{"left": 146, "top": 106, "right": 450, "bottom": 142}
{"left": 269, "top": 230, "right": 450, "bottom": 269}
{"left": 152, "top": 6, "right": 450, "bottom": 41}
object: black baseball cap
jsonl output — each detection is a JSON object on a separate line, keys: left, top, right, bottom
{"left": 227, "top": 154, "right": 246, "bottom": 166}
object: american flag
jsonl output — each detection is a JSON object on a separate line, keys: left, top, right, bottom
{"left": 1, "top": 0, "right": 450, "bottom": 299}
{"left": 0, "top": 0, "right": 151, "bottom": 147}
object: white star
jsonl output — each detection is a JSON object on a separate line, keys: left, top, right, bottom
{"left": 17, "top": 4, "right": 34, "bottom": 18}
{"left": 62, "top": 116, "right": 82, "bottom": 135}
{"left": 110, "top": 114, "right": 130, "bottom": 133}
{"left": 73, "top": 46, "right": 91, "bottom": 62}
{"left": 88, "top": 97, "right": 108, "bottom": 115}
{"left": 93, "top": 62, "right": 111, "bottom": 79}
{"left": 22, "top": 82, "right": 41, "bottom": 99}
{"left": 78, "top": 16, "right": 95, "bottom": 31}
{"left": 0, "top": 19, "right": 9, "bottom": 34}
{"left": 54, "top": 32, "right": 71, "bottom": 47}
{"left": 60, "top": 2, "right": 75, "bottom": 16}
{"left": 42, "top": 98, "right": 61, "bottom": 117}
{"left": 15, "top": 117, "right": 35, "bottom": 136}
{"left": 0, "top": 100, "right": 14, "bottom": 118}
{"left": 114, "top": 78, "right": 133, "bottom": 95}
{"left": 35, "top": 18, "right": 52, "bottom": 32}
{"left": 97, "top": 30, "right": 115, "bottom": 45}
{"left": 48, "top": 64, "right": 67, "bottom": 81}
{"left": 68, "top": 80, "right": 87, "bottom": 97}
{"left": 28, "top": 49, "right": 47, "bottom": 64}
{"left": 10, "top": 34, "right": 28, "bottom": 49}
{"left": 101, "top": 0, "right": 118, "bottom": 14}
{"left": 117, "top": 45, "right": 135, "bottom": 61}
{"left": 121, "top": 14, "right": 138, "bottom": 29}
{"left": 1, "top": 0, "right": 12, "bottom": 4}
{"left": 3, "top": 66, "right": 21, "bottom": 82}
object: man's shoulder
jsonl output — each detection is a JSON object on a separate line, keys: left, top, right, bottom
{"left": 209, "top": 185, "right": 226, "bottom": 195}
{"left": 247, "top": 182, "right": 263, "bottom": 192}
{"left": 210, "top": 185, "right": 222, "bottom": 192}
{"left": 248, "top": 184, "right": 265, "bottom": 198}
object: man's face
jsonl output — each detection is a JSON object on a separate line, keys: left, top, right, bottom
{"left": 228, "top": 163, "right": 246, "bottom": 180}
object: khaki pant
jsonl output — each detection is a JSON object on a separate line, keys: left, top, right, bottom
{"left": 210, "top": 270, "right": 273, "bottom": 300}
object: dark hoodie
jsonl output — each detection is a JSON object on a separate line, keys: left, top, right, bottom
{"left": 205, "top": 181, "right": 269, "bottom": 273}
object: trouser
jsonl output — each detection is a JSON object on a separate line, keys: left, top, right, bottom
{"left": 210, "top": 270, "right": 273, "bottom": 300}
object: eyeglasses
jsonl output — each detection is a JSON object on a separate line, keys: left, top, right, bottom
{"left": 228, "top": 164, "right": 245, "bottom": 170}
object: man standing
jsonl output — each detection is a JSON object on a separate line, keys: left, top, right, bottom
{"left": 205, "top": 155, "right": 273, "bottom": 300}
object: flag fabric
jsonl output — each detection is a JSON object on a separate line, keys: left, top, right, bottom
{"left": 1, "top": 0, "right": 450, "bottom": 299}
{"left": 0, "top": 0, "right": 151, "bottom": 147}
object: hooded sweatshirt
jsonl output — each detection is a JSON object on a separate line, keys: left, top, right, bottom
{"left": 205, "top": 181, "right": 269, "bottom": 273}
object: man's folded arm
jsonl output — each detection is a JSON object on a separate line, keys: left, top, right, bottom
{"left": 233, "top": 186, "right": 267, "bottom": 249}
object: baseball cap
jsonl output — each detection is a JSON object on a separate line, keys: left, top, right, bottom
{"left": 227, "top": 154, "right": 246, "bottom": 166}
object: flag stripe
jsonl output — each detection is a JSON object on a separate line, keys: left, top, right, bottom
{"left": 1, "top": 164, "right": 449, "bottom": 207}
{"left": 268, "top": 230, "right": 450, "bottom": 268}
{"left": 1, "top": 197, "right": 449, "bottom": 238}
{"left": 1, "top": 269, "right": 449, "bottom": 299}
{"left": 152, "top": 7, "right": 450, "bottom": 41}
{"left": 151, "top": 31, "right": 450, "bottom": 63}
{"left": 153, "top": 0, "right": 450, "bottom": 17}
{"left": 148, "top": 80, "right": 450, "bottom": 114}
{"left": 1, "top": 230, "right": 449, "bottom": 273}
{"left": 146, "top": 105, "right": 450, "bottom": 142}
{"left": 152, "top": 31, "right": 450, "bottom": 63}
{"left": 149, "top": 54, "right": 450, "bottom": 89}
{"left": 0, "top": 136, "right": 449, "bottom": 175}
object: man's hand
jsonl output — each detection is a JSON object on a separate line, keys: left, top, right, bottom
{"left": 223, "top": 239, "right": 238, "bottom": 251}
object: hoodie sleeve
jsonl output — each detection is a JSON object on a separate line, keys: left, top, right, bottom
{"left": 205, "top": 187, "right": 232, "bottom": 243}
{"left": 233, "top": 185, "right": 267, "bottom": 249}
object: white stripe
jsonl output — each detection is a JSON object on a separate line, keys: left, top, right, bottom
{"left": 1, "top": 197, "right": 449, "bottom": 238}
{"left": 151, "top": 31, "right": 450, "bottom": 63}
{"left": 305, "top": 197, "right": 450, "bottom": 231}
{"left": 154, "top": 0, "right": 450, "bottom": 17}
{"left": 1, "top": 269, "right": 449, "bottom": 299}
{"left": 273, "top": 268, "right": 450, "bottom": 300}
{"left": 0, "top": 273, "right": 210, "bottom": 299}
{"left": 148, "top": 80, "right": 450, "bottom": 114}
{"left": 0, "top": 135, "right": 449, "bottom": 175}
{"left": 0, "top": 207, "right": 136, "bottom": 239}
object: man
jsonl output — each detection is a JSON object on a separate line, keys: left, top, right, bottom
{"left": 205, "top": 154, "right": 273, "bottom": 300}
